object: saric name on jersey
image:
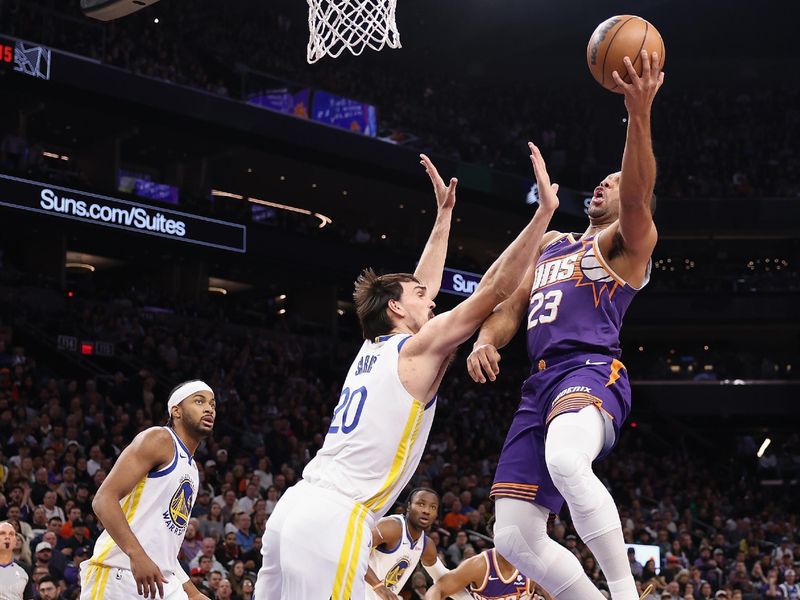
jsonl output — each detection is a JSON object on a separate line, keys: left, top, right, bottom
{"left": 532, "top": 253, "right": 579, "bottom": 291}
{"left": 355, "top": 354, "right": 378, "bottom": 375}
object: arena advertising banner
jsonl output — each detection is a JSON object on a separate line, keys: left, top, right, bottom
{"left": 440, "top": 267, "right": 482, "bottom": 297}
{"left": 311, "top": 90, "right": 378, "bottom": 137}
{"left": 0, "top": 174, "right": 246, "bottom": 253}
{"left": 248, "top": 88, "right": 311, "bottom": 119}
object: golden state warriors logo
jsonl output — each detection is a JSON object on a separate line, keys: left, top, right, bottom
{"left": 162, "top": 475, "right": 194, "bottom": 535}
{"left": 384, "top": 557, "right": 411, "bottom": 591}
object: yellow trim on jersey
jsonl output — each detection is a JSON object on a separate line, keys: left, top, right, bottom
{"left": 126, "top": 476, "right": 147, "bottom": 522}
{"left": 342, "top": 505, "right": 368, "bottom": 600}
{"left": 332, "top": 504, "right": 367, "bottom": 600}
{"left": 90, "top": 565, "right": 111, "bottom": 600}
{"left": 364, "top": 399, "right": 424, "bottom": 512}
{"left": 91, "top": 476, "right": 148, "bottom": 565}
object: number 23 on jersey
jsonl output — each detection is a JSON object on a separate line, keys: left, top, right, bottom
{"left": 527, "top": 289, "right": 563, "bottom": 330}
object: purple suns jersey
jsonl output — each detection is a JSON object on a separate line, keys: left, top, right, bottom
{"left": 469, "top": 549, "right": 533, "bottom": 599}
{"left": 525, "top": 233, "right": 648, "bottom": 365}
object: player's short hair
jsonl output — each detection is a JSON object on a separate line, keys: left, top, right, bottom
{"left": 353, "top": 269, "right": 419, "bottom": 340}
{"left": 406, "top": 487, "right": 439, "bottom": 509}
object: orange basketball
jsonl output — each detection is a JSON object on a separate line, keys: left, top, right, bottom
{"left": 586, "top": 15, "right": 665, "bottom": 93}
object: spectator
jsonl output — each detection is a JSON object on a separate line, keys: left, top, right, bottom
{"left": 241, "top": 577, "right": 255, "bottom": 600}
{"left": 445, "top": 530, "right": 471, "bottom": 568}
{"left": 39, "top": 532, "right": 67, "bottom": 575}
{"left": 239, "top": 536, "right": 263, "bottom": 574}
{"left": 199, "top": 501, "right": 225, "bottom": 541}
{"left": 216, "top": 578, "right": 233, "bottom": 600}
{"left": 181, "top": 522, "right": 204, "bottom": 563}
{"left": 216, "top": 531, "right": 241, "bottom": 568}
{"left": 215, "top": 489, "right": 241, "bottom": 523}
{"left": 207, "top": 570, "right": 223, "bottom": 597}
{"left": 237, "top": 483, "right": 260, "bottom": 516}
{"left": 234, "top": 513, "right": 255, "bottom": 553}
{"left": 662, "top": 580, "right": 681, "bottom": 600}
{"left": 779, "top": 569, "right": 800, "bottom": 598}
{"left": 41, "top": 492, "right": 65, "bottom": 522}
{"left": 13, "top": 532, "right": 31, "bottom": 568}
{"left": 28, "top": 506, "right": 48, "bottom": 539}
{"left": 442, "top": 499, "right": 468, "bottom": 531}
{"left": 190, "top": 537, "right": 227, "bottom": 575}
{"left": 190, "top": 567, "right": 213, "bottom": 597}
{"left": 253, "top": 457, "right": 273, "bottom": 491}
{"left": 62, "top": 545, "right": 89, "bottom": 593}
{"left": 35, "top": 575, "right": 60, "bottom": 600}
{"left": 629, "top": 547, "right": 644, "bottom": 578}
{"left": 57, "top": 466, "right": 78, "bottom": 502}
{"left": 30, "top": 468, "right": 51, "bottom": 506}
{"left": 33, "top": 541, "right": 64, "bottom": 581}
{"left": 86, "top": 446, "right": 104, "bottom": 477}
{"left": 5, "top": 505, "right": 32, "bottom": 541}
{"left": 410, "top": 571, "right": 428, "bottom": 599}
{"left": 228, "top": 560, "right": 247, "bottom": 599}
{"left": 264, "top": 486, "right": 279, "bottom": 516}
{"left": 192, "top": 489, "right": 211, "bottom": 519}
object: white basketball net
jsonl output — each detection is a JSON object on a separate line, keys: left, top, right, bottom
{"left": 307, "top": 0, "right": 401, "bottom": 64}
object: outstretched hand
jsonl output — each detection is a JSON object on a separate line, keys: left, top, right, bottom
{"left": 612, "top": 50, "right": 665, "bottom": 115}
{"left": 420, "top": 153, "right": 457, "bottom": 212}
{"left": 466, "top": 343, "right": 502, "bottom": 384}
{"left": 528, "top": 142, "right": 559, "bottom": 213}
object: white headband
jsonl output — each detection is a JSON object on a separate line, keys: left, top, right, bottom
{"left": 167, "top": 380, "right": 213, "bottom": 412}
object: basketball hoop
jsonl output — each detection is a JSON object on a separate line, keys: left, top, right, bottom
{"left": 307, "top": 0, "right": 401, "bottom": 64}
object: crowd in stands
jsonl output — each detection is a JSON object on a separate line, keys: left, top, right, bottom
{"left": 1, "top": 0, "right": 799, "bottom": 196}
{"left": 1, "top": 282, "right": 798, "bottom": 599}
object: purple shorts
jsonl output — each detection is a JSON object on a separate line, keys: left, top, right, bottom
{"left": 491, "top": 353, "right": 631, "bottom": 514}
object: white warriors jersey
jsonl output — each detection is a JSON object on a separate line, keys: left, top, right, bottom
{"left": 88, "top": 427, "right": 199, "bottom": 575}
{"left": 366, "top": 515, "right": 426, "bottom": 599}
{"left": 303, "top": 333, "right": 437, "bottom": 520}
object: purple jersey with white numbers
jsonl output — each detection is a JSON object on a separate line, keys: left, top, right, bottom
{"left": 526, "top": 233, "right": 646, "bottom": 365}
{"left": 469, "top": 549, "right": 533, "bottom": 599}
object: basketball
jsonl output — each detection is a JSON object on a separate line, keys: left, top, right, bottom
{"left": 587, "top": 15, "right": 665, "bottom": 93}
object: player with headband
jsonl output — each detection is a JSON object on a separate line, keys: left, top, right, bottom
{"left": 81, "top": 380, "right": 216, "bottom": 600}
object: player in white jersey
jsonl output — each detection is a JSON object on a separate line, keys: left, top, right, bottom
{"left": 365, "top": 489, "right": 471, "bottom": 600}
{"left": 255, "top": 148, "right": 560, "bottom": 600}
{"left": 81, "top": 380, "right": 216, "bottom": 600}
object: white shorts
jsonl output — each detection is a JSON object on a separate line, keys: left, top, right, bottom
{"left": 255, "top": 480, "right": 375, "bottom": 600}
{"left": 80, "top": 563, "right": 188, "bottom": 600}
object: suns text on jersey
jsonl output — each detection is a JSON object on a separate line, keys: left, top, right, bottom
{"left": 532, "top": 253, "right": 579, "bottom": 291}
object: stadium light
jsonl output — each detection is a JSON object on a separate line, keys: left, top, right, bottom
{"left": 757, "top": 438, "right": 771, "bottom": 458}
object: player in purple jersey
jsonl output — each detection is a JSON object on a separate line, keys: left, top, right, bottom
{"left": 424, "top": 548, "right": 553, "bottom": 600}
{"left": 466, "top": 51, "right": 664, "bottom": 600}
